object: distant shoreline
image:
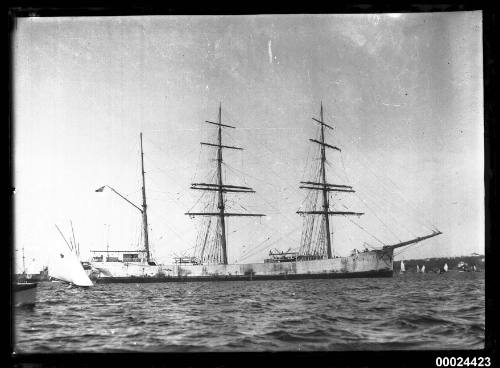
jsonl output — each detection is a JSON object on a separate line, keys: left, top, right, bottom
{"left": 394, "top": 255, "right": 484, "bottom": 272}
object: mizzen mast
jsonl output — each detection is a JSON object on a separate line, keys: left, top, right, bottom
{"left": 140, "top": 132, "right": 151, "bottom": 264}
{"left": 185, "top": 104, "right": 265, "bottom": 265}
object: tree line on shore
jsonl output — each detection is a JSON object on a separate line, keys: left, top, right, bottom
{"left": 394, "top": 255, "right": 484, "bottom": 273}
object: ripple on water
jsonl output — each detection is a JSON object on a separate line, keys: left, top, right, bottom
{"left": 14, "top": 273, "right": 484, "bottom": 352}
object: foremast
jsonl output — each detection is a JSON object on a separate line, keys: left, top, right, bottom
{"left": 185, "top": 104, "right": 265, "bottom": 265}
{"left": 297, "top": 103, "right": 441, "bottom": 259}
{"left": 297, "top": 103, "right": 363, "bottom": 259}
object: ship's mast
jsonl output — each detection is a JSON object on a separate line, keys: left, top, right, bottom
{"left": 297, "top": 103, "right": 442, "bottom": 258}
{"left": 140, "top": 132, "right": 151, "bottom": 263}
{"left": 186, "top": 103, "right": 265, "bottom": 265}
{"left": 216, "top": 104, "right": 228, "bottom": 264}
{"left": 319, "top": 103, "right": 332, "bottom": 258}
{"left": 297, "top": 103, "right": 363, "bottom": 259}
{"left": 22, "top": 245, "right": 26, "bottom": 275}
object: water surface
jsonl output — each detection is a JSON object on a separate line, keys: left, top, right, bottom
{"left": 14, "top": 272, "right": 484, "bottom": 352}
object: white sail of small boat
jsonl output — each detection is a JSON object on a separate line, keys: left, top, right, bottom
{"left": 416, "top": 265, "right": 420, "bottom": 273}
{"left": 400, "top": 261, "right": 405, "bottom": 273}
{"left": 49, "top": 248, "right": 93, "bottom": 287}
{"left": 50, "top": 224, "right": 93, "bottom": 287}
{"left": 443, "top": 263, "right": 448, "bottom": 272}
{"left": 421, "top": 265, "right": 425, "bottom": 273}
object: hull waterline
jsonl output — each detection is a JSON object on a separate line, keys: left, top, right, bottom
{"left": 94, "top": 269, "right": 393, "bottom": 283}
{"left": 91, "top": 248, "right": 394, "bottom": 283}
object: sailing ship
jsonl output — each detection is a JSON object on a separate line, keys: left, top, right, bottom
{"left": 89, "top": 104, "right": 441, "bottom": 283}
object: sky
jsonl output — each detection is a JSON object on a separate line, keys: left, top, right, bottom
{"left": 13, "top": 12, "right": 484, "bottom": 273}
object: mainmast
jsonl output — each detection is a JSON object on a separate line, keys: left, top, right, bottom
{"left": 140, "top": 132, "right": 151, "bottom": 263}
{"left": 297, "top": 103, "right": 363, "bottom": 259}
{"left": 215, "top": 104, "right": 228, "bottom": 264}
{"left": 185, "top": 103, "right": 265, "bottom": 265}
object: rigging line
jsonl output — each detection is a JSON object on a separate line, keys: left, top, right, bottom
{"left": 223, "top": 158, "right": 302, "bottom": 199}
{"left": 338, "top": 217, "right": 358, "bottom": 254}
{"left": 259, "top": 221, "right": 301, "bottom": 244}
{"left": 147, "top": 177, "right": 190, "bottom": 211}
{"left": 301, "top": 131, "right": 316, "bottom": 182}
{"left": 147, "top": 215, "right": 191, "bottom": 243}
{"left": 344, "top": 216, "right": 386, "bottom": 247}
{"left": 338, "top": 150, "right": 417, "bottom": 239}
{"left": 354, "top": 186, "right": 417, "bottom": 239}
{"left": 332, "top": 129, "right": 436, "bottom": 231}
{"left": 233, "top": 240, "right": 275, "bottom": 263}
{"left": 324, "top": 158, "right": 350, "bottom": 185}
{"left": 342, "top": 188, "right": 403, "bottom": 242}
{"left": 187, "top": 190, "right": 208, "bottom": 213}
{"left": 145, "top": 155, "right": 189, "bottom": 191}
{"left": 191, "top": 140, "right": 204, "bottom": 183}
{"left": 253, "top": 191, "right": 303, "bottom": 228}
{"left": 239, "top": 228, "right": 299, "bottom": 260}
{"left": 238, "top": 234, "right": 276, "bottom": 259}
{"left": 312, "top": 214, "right": 324, "bottom": 256}
{"left": 144, "top": 138, "right": 195, "bottom": 179}
{"left": 333, "top": 208, "right": 377, "bottom": 252}
{"left": 238, "top": 234, "right": 289, "bottom": 262}
{"left": 189, "top": 172, "right": 218, "bottom": 213}
{"left": 244, "top": 129, "right": 306, "bottom": 194}
{"left": 256, "top": 217, "right": 301, "bottom": 240}
{"left": 326, "top": 122, "right": 409, "bottom": 195}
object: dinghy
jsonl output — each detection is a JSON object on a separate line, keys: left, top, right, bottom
{"left": 49, "top": 249, "right": 93, "bottom": 287}
{"left": 49, "top": 224, "right": 93, "bottom": 287}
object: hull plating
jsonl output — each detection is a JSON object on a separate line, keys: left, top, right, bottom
{"left": 91, "top": 248, "right": 394, "bottom": 283}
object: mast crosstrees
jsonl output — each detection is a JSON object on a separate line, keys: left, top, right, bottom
{"left": 185, "top": 104, "right": 265, "bottom": 265}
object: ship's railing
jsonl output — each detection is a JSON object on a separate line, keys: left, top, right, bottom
{"left": 174, "top": 257, "right": 201, "bottom": 265}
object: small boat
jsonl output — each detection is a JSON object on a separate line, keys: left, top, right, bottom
{"left": 421, "top": 265, "right": 425, "bottom": 273}
{"left": 50, "top": 224, "right": 93, "bottom": 287}
{"left": 443, "top": 263, "right": 448, "bottom": 272}
{"left": 49, "top": 250, "right": 93, "bottom": 287}
{"left": 14, "top": 282, "right": 37, "bottom": 307}
{"left": 400, "top": 261, "right": 405, "bottom": 273}
{"left": 416, "top": 265, "right": 420, "bottom": 273}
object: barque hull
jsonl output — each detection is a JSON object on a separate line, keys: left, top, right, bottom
{"left": 91, "top": 248, "right": 394, "bottom": 283}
